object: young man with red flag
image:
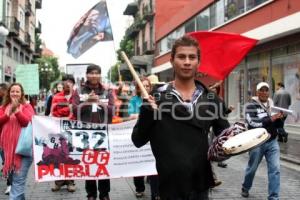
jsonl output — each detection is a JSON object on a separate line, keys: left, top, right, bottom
{"left": 132, "top": 35, "right": 230, "bottom": 200}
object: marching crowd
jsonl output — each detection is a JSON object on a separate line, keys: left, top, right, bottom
{"left": 0, "top": 35, "right": 288, "bottom": 200}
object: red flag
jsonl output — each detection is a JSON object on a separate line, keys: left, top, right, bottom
{"left": 189, "top": 31, "right": 258, "bottom": 80}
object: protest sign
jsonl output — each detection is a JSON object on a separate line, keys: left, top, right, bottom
{"left": 32, "top": 116, "right": 156, "bottom": 182}
{"left": 16, "top": 64, "right": 39, "bottom": 95}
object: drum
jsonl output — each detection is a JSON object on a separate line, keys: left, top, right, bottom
{"left": 222, "top": 128, "right": 270, "bottom": 155}
{"left": 208, "top": 122, "right": 270, "bottom": 161}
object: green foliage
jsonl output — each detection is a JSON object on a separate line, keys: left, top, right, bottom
{"left": 107, "top": 63, "right": 120, "bottom": 83}
{"left": 35, "top": 33, "right": 42, "bottom": 53}
{"left": 109, "top": 35, "right": 134, "bottom": 82}
{"left": 117, "top": 36, "right": 134, "bottom": 62}
{"left": 35, "top": 56, "right": 61, "bottom": 90}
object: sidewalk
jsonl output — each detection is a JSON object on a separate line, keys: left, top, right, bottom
{"left": 0, "top": 154, "right": 299, "bottom": 200}
{"left": 279, "top": 132, "right": 300, "bottom": 165}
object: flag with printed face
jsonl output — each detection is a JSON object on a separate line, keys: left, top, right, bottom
{"left": 189, "top": 31, "right": 258, "bottom": 80}
{"left": 67, "top": 0, "right": 113, "bottom": 58}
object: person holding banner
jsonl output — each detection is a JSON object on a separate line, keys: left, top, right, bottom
{"left": 79, "top": 64, "right": 113, "bottom": 200}
{"left": 241, "top": 82, "right": 283, "bottom": 199}
{"left": 0, "top": 83, "right": 35, "bottom": 199}
{"left": 132, "top": 35, "right": 230, "bottom": 200}
{"left": 128, "top": 77, "right": 160, "bottom": 199}
{"left": 50, "top": 74, "right": 79, "bottom": 192}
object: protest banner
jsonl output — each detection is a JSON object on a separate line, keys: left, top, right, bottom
{"left": 32, "top": 116, "right": 157, "bottom": 182}
{"left": 16, "top": 64, "right": 39, "bottom": 95}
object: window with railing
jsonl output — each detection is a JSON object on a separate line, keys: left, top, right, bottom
{"left": 196, "top": 9, "right": 210, "bottom": 31}
{"left": 6, "top": 42, "right": 12, "bottom": 57}
{"left": 20, "top": 52, "right": 24, "bottom": 64}
{"left": 13, "top": 47, "right": 19, "bottom": 61}
{"left": 185, "top": 19, "right": 196, "bottom": 33}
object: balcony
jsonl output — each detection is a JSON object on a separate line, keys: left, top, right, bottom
{"left": 25, "top": 0, "right": 32, "bottom": 16}
{"left": 123, "top": 2, "right": 138, "bottom": 16}
{"left": 142, "top": 41, "right": 155, "bottom": 55}
{"left": 33, "top": 46, "right": 42, "bottom": 59}
{"left": 143, "top": 5, "right": 155, "bottom": 21}
{"left": 22, "top": 32, "right": 31, "bottom": 48}
{"left": 36, "top": 0, "right": 42, "bottom": 9}
{"left": 35, "top": 21, "right": 42, "bottom": 33}
{"left": 125, "top": 18, "right": 146, "bottom": 39}
{"left": 6, "top": 16, "right": 20, "bottom": 36}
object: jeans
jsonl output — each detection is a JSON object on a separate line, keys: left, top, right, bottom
{"left": 85, "top": 179, "right": 110, "bottom": 199}
{"left": 0, "top": 149, "right": 4, "bottom": 165}
{"left": 242, "top": 139, "right": 280, "bottom": 200}
{"left": 10, "top": 156, "right": 33, "bottom": 200}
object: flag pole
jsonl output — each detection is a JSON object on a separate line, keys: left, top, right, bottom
{"left": 105, "top": 0, "right": 119, "bottom": 86}
{"left": 121, "top": 51, "right": 149, "bottom": 99}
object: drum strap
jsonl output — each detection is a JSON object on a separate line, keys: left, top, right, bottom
{"left": 255, "top": 99, "right": 271, "bottom": 116}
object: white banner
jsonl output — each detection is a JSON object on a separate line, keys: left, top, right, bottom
{"left": 33, "top": 116, "right": 157, "bottom": 182}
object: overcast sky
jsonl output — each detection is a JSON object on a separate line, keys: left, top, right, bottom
{"left": 37, "top": 0, "right": 133, "bottom": 77}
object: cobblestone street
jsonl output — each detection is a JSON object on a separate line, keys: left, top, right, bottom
{"left": 1, "top": 154, "right": 299, "bottom": 200}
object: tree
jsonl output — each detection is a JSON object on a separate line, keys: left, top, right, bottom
{"left": 107, "top": 63, "right": 120, "bottom": 83}
{"left": 108, "top": 35, "right": 134, "bottom": 82}
{"left": 116, "top": 36, "right": 134, "bottom": 62}
{"left": 35, "top": 56, "right": 61, "bottom": 91}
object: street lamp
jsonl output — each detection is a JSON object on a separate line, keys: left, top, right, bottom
{"left": 40, "top": 63, "right": 52, "bottom": 91}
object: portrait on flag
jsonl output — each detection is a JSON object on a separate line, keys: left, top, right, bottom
{"left": 32, "top": 116, "right": 156, "bottom": 182}
{"left": 67, "top": 0, "right": 113, "bottom": 58}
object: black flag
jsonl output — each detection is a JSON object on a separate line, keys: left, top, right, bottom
{"left": 67, "top": 0, "right": 113, "bottom": 58}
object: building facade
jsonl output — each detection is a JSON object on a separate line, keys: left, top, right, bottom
{"left": 1, "top": 0, "right": 42, "bottom": 83}
{"left": 122, "top": 0, "right": 155, "bottom": 77}
{"left": 153, "top": 0, "right": 300, "bottom": 127}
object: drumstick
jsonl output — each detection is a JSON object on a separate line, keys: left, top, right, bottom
{"left": 121, "top": 51, "right": 149, "bottom": 99}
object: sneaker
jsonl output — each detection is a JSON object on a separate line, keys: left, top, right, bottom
{"left": 67, "top": 184, "right": 76, "bottom": 192}
{"left": 241, "top": 188, "right": 249, "bottom": 198}
{"left": 152, "top": 196, "right": 160, "bottom": 200}
{"left": 4, "top": 186, "right": 11, "bottom": 195}
{"left": 135, "top": 192, "right": 144, "bottom": 198}
{"left": 210, "top": 180, "right": 222, "bottom": 188}
{"left": 51, "top": 184, "right": 61, "bottom": 192}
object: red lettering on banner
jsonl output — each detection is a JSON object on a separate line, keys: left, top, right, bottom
{"left": 85, "top": 165, "right": 91, "bottom": 176}
{"left": 38, "top": 165, "right": 49, "bottom": 179}
{"left": 64, "top": 164, "right": 74, "bottom": 178}
{"left": 95, "top": 165, "right": 109, "bottom": 177}
{"left": 37, "top": 161, "right": 110, "bottom": 179}
{"left": 97, "top": 151, "right": 110, "bottom": 165}
{"left": 82, "top": 149, "right": 95, "bottom": 164}
{"left": 72, "top": 164, "right": 85, "bottom": 177}
{"left": 82, "top": 149, "right": 110, "bottom": 165}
